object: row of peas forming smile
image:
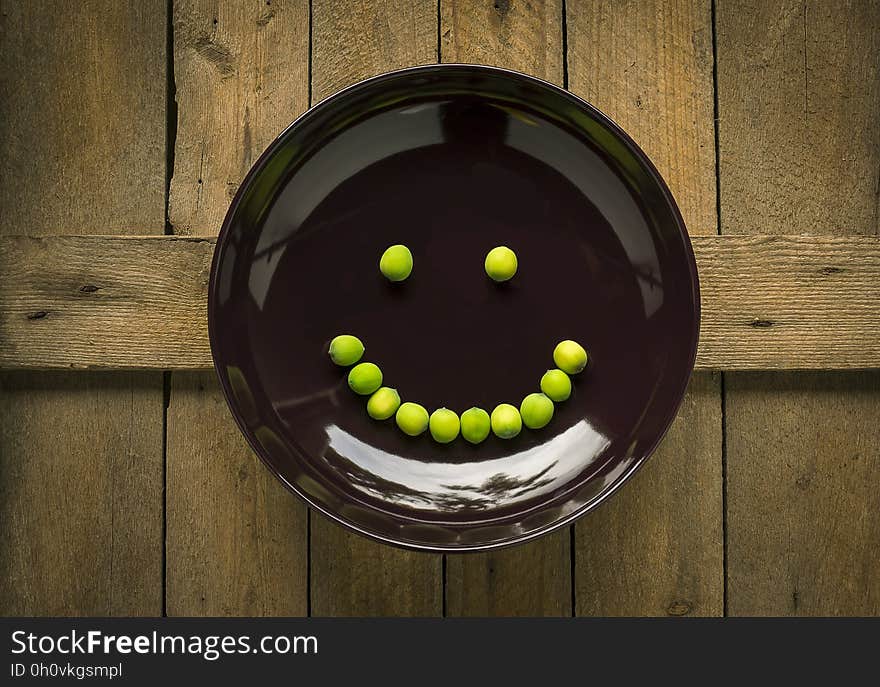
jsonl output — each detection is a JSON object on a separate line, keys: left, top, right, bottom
{"left": 328, "top": 333, "right": 588, "bottom": 444}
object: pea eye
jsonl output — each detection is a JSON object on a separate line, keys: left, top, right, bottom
{"left": 484, "top": 245, "right": 518, "bottom": 282}
{"left": 379, "top": 244, "right": 413, "bottom": 282}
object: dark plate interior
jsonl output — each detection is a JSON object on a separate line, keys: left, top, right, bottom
{"left": 209, "top": 65, "right": 699, "bottom": 551}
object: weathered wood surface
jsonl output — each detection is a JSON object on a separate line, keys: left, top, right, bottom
{"left": 575, "top": 373, "right": 723, "bottom": 615}
{"left": 0, "top": 0, "right": 166, "bottom": 615}
{"left": 568, "top": 0, "right": 723, "bottom": 616}
{"left": 567, "top": 0, "right": 717, "bottom": 243}
{"left": 2, "top": 234, "right": 877, "bottom": 373}
{"left": 166, "top": 373, "right": 307, "bottom": 616}
{"left": 2, "top": 0, "right": 879, "bottom": 619}
{"left": 310, "top": 513, "right": 442, "bottom": 616}
{"left": 165, "top": 0, "right": 310, "bottom": 615}
{"left": 308, "top": 0, "right": 443, "bottom": 618}
{"left": 718, "top": 0, "right": 880, "bottom": 615}
{"left": 717, "top": 1, "right": 879, "bottom": 236}
{"left": 440, "top": 0, "right": 571, "bottom": 618}
{"left": 445, "top": 523, "right": 572, "bottom": 616}
{"left": 311, "top": 0, "right": 437, "bottom": 103}
{"left": 440, "top": 0, "right": 563, "bottom": 79}
{"left": 725, "top": 372, "right": 880, "bottom": 615}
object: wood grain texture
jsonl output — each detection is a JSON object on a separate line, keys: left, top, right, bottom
{"left": 576, "top": 373, "right": 723, "bottom": 616}
{"left": 718, "top": 0, "right": 880, "bottom": 615}
{"left": 439, "top": 0, "right": 570, "bottom": 617}
{"left": 310, "top": 514, "right": 442, "bottom": 616}
{"left": 716, "top": 0, "right": 879, "bottom": 236}
{"left": 311, "top": 0, "right": 437, "bottom": 100}
{"left": 725, "top": 372, "right": 880, "bottom": 615}
{"left": 567, "top": 0, "right": 717, "bottom": 236}
{"left": 165, "top": 373, "right": 307, "bottom": 616}
{"left": 568, "top": 0, "right": 723, "bottom": 616}
{"left": 445, "top": 523, "right": 571, "bottom": 616}
{"left": 0, "top": 2, "right": 165, "bottom": 235}
{"left": 696, "top": 235, "right": 880, "bottom": 370}
{"left": 166, "top": 0, "right": 310, "bottom": 615}
{"left": 0, "top": 372, "right": 163, "bottom": 615}
{"left": 169, "top": 0, "right": 310, "bottom": 235}
{"left": 440, "top": 0, "right": 563, "bottom": 82}
{"left": 0, "top": 0, "right": 165, "bottom": 615}
{"left": 308, "top": 0, "right": 442, "bottom": 618}
{"left": 0, "top": 235, "right": 213, "bottom": 371}
{"left": 2, "top": 234, "right": 878, "bottom": 372}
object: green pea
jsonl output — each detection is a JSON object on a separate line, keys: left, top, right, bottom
{"left": 540, "top": 368, "right": 572, "bottom": 402}
{"left": 484, "top": 246, "right": 518, "bottom": 282}
{"left": 460, "top": 407, "right": 491, "bottom": 444}
{"left": 553, "top": 339, "right": 588, "bottom": 374}
{"left": 520, "top": 392, "right": 554, "bottom": 429}
{"left": 366, "top": 387, "right": 401, "bottom": 420}
{"left": 347, "top": 362, "right": 383, "bottom": 395}
{"left": 379, "top": 244, "right": 413, "bottom": 282}
{"left": 429, "top": 408, "right": 460, "bottom": 443}
{"left": 491, "top": 403, "right": 522, "bottom": 439}
{"left": 395, "top": 402, "right": 429, "bottom": 436}
{"left": 328, "top": 334, "right": 365, "bottom": 366}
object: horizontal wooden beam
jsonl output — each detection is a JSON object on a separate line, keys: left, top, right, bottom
{"left": 1, "top": 234, "right": 878, "bottom": 371}
{"left": 1, "top": 235, "right": 214, "bottom": 371}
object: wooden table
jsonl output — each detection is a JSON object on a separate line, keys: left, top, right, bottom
{"left": 1, "top": 0, "right": 877, "bottom": 616}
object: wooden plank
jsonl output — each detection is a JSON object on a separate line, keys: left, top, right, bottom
{"left": 0, "top": 235, "right": 214, "bottom": 371}
{"left": 169, "top": 0, "right": 309, "bottom": 235}
{"left": 725, "top": 372, "right": 880, "bottom": 615}
{"left": 718, "top": 0, "right": 880, "bottom": 615}
{"left": 576, "top": 373, "right": 723, "bottom": 615}
{"left": 0, "top": 1, "right": 165, "bottom": 614}
{"left": 2, "top": 234, "right": 879, "bottom": 372}
{"left": 309, "top": 0, "right": 442, "bottom": 617}
{"left": 310, "top": 513, "right": 442, "bottom": 616}
{"left": 0, "top": 372, "right": 163, "bottom": 615}
{"left": 165, "top": 373, "right": 307, "bottom": 615}
{"left": 165, "top": 0, "right": 310, "bottom": 615}
{"left": 440, "top": 0, "right": 563, "bottom": 79}
{"left": 717, "top": 1, "right": 879, "bottom": 237}
{"left": 440, "top": 0, "right": 571, "bottom": 617}
{"left": 696, "top": 234, "right": 880, "bottom": 370}
{"left": 568, "top": 0, "right": 723, "bottom": 615}
{"left": 445, "top": 524, "right": 571, "bottom": 616}
{"left": 567, "top": 0, "right": 717, "bottom": 239}
{"left": 311, "top": 0, "right": 437, "bottom": 101}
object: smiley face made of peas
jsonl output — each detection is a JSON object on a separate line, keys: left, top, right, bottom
{"left": 328, "top": 244, "right": 589, "bottom": 444}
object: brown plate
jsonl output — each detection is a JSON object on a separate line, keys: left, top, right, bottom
{"left": 209, "top": 65, "right": 700, "bottom": 551}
